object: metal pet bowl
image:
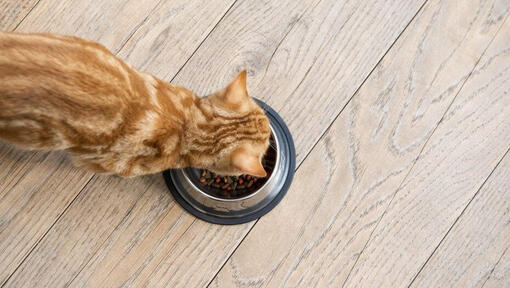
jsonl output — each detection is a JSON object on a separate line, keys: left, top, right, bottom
{"left": 163, "top": 99, "right": 295, "bottom": 225}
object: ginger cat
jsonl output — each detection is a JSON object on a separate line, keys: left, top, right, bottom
{"left": 0, "top": 31, "right": 271, "bottom": 178}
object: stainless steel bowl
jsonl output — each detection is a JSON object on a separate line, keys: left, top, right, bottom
{"left": 163, "top": 99, "right": 295, "bottom": 225}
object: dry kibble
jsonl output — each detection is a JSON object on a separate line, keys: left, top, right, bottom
{"left": 197, "top": 138, "right": 277, "bottom": 199}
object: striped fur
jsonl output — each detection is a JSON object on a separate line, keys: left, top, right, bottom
{"left": 0, "top": 31, "right": 270, "bottom": 177}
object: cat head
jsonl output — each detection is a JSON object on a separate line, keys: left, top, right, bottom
{"left": 195, "top": 70, "right": 271, "bottom": 177}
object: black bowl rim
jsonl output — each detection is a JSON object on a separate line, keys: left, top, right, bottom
{"left": 163, "top": 98, "right": 296, "bottom": 225}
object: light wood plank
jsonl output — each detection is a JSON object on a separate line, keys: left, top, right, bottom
{"left": 410, "top": 150, "right": 510, "bottom": 287}
{"left": 117, "top": 0, "right": 236, "bottom": 78}
{"left": 136, "top": 0, "right": 430, "bottom": 286}
{"left": 208, "top": 0, "right": 510, "bottom": 287}
{"left": 0, "top": 150, "right": 91, "bottom": 286}
{"left": 482, "top": 247, "right": 510, "bottom": 288}
{"left": 0, "top": 0, "right": 165, "bottom": 283}
{"left": 5, "top": 175, "right": 149, "bottom": 287}
{"left": 16, "top": 0, "right": 162, "bottom": 52}
{"left": 0, "top": 0, "right": 235, "bottom": 286}
{"left": 0, "top": 0, "right": 38, "bottom": 31}
{"left": 341, "top": 13, "right": 510, "bottom": 288}
{"left": 22, "top": 0, "right": 435, "bottom": 287}
{"left": 172, "top": 0, "right": 426, "bottom": 163}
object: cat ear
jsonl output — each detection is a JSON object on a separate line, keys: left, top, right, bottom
{"left": 231, "top": 147, "right": 267, "bottom": 177}
{"left": 223, "top": 70, "right": 249, "bottom": 107}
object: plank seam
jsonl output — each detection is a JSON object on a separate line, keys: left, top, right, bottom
{"left": 480, "top": 244, "right": 510, "bottom": 288}
{"left": 205, "top": 221, "right": 257, "bottom": 287}
{"left": 204, "top": 0, "right": 431, "bottom": 286}
{"left": 406, "top": 11, "right": 510, "bottom": 287}
{"left": 105, "top": 200, "right": 179, "bottom": 284}
{"left": 61, "top": 0, "right": 241, "bottom": 284}
{"left": 0, "top": 154, "right": 66, "bottom": 236}
{"left": 0, "top": 175, "right": 94, "bottom": 288}
{"left": 0, "top": 152, "right": 50, "bottom": 205}
{"left": 341, "top": 11, "right": 510, "bottom": 288}
{"left": 0, "top": 1, "right": 179, "bottom": 282}
{"left": 16, "top": 0, "right": 240, "bottom": 284}
{"left": 257, "top": 0, "right": 324, "bottom": 88}
{"left": 12, "top": 0, "right": 42, "bottom": 32}
{"left": 165, "top": 0, "right": 239, "bottom": 83}
{"left": 274, "top": 1, "right": 359, "bottom": 113}
{"left": 112, "top": 0, "right": 166, "bottom": 55}
{"left": 141, "top": 217, "right": 197, "bottom": 286}
{"left": 407, "top": 146, "right": 510, "bottom": 288}
{"left": 64, "top": 183, "right": 157, "bottom": 288}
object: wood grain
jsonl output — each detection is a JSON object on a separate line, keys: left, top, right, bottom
{"left": 117, "top": 0, "right": 237, "bottom": 79}
{"left": 0, "top": 0, "right": 39, "bottom": 31}
{"left": 15, "top": 0, "right": 163, "bottom": 52}
{"left": 12, "top": 0, "right": 437, "bottom": 287}
{"left": 145, "top": 0, "right": 430, "bottom": 286}
{"left": 0, "top": 0, "right": 167, "bottom": 282}
{"left": 0, "top": 149, "right": 91, "bottom": 285}
{"left": 409, "top": 150, "right": 510, "bottom": 287}
{"left": 0, "top": 0, "right": 235, "bottom": 286}
{"left": 482, "top": 246, "right": 510, "bottom": 288}
{"left": 5, "top": 175, "right": 151, "bottom": 287}
{"left": 341, "top": 12, "right": 510, "bottom": 287}
{"left": 2, "top": 1, "right": 509, "bottom": 287}
{"left": 172, "top": 0, "right": 427, "bottom": 163}
{"left": 207, "top": 0, "right": 510, "bottom": 287}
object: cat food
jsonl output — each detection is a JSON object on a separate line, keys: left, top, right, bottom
{"left": 197, "top": 142, "right": 277, "bottom": 199}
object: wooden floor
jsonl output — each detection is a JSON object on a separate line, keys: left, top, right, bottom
{"left": 1, "top": 0, "right": 510, "bottom": 287}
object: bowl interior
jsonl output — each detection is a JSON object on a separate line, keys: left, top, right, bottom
{"left": 185, "top": 134, "right": 278, "bottom": 199}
